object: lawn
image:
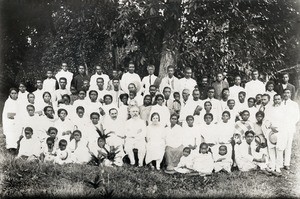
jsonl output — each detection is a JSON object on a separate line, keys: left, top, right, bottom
{"left": 0, "top": 124, "right": 300, "bottom": 198}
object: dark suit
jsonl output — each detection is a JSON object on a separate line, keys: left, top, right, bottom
{"left": 275, "top": 83, "right": 296, "bottom": 100}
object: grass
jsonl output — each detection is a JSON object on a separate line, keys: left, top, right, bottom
{"left": 1, "top": 122, "right": 300, "bottom": 198}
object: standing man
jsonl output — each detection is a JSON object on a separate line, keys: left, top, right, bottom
{"left": 275, "top": 73, "right": 296, "bottom": 101}
{"left": 229, "top": 75, "right": 245, "bottom": 103}
{"left": 245, "top": 69, "right": 265, "bottom": 99}
{"left": 179, "top": 67, "right": 197, "bottom": 94}
{"left": 90, "top": 65, "right": 110, "bottom": 90}
{"left": 55, "top": 63, "right": 73, "bottom": 92}
{"left": 71, "top": 65, "right": 90, "bottom": 92}
{"left": 159, "top": 65, "right": 181, "bottom": 94}
{"left": 141, "top": 65, "right": 157, "bottom": 95}
{"left": 212, "top": 72, "right": 229, "bottom": 100}
{"left": 120, "top": 61, "right": 142, "bottom": 94}
{"left": 199, "top": 76, "right": 210, "bottom": 100}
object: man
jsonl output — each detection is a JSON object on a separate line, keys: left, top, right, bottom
{"left": 90, "top": 65, "right": 110, "bottom": 90}
{"left": 199, "top": 76, "right": 210, "bottom": 100}
{"left": 258, "top": 94, "right": 271, "bottom": 114}
{"left": 275, "top": 73, "right": 296, "bottom": 100}
{"left": 43, "top": 70, "right": 58, "bottom": 97}
{"left": 55, "top": 63, "right": 73, "bottom": 92}
{"left": 53, "top": 77, "right": 71, "bottom": 107}
{"left": 124, "top": 106, "right": 147, "bottom": 167}
{"left": 71, "top": 65, "right": 90, "bottom": 92}
{"left": 203, "top": 87, "right": 222, "bottom": 120}
{"left": 107, "top": 69, "right": 121, "bottom": 91}
{"left": 212, "top": 73, "right": 229, "bottom": 100}
{"left": 139, "top": 95, "right": 153, "bottom": 124}
{"left": 236, "top": 91, "right": 248, "bottom": 113}
{"left": 229, "top": 75, "right": 245, "bottom": 103}
{"left": 120, "top": 62, "right": 142, "bottom": 94}
{"left": 162, "top": 87, "right": 173, "bottom": 113}
{"left": 33, "top": 79, "right": 45, "bottom": 110}
{"left": 182, "top": 89, "right": 204, "bottom": 125}
{"left": 159, "top": 65, "right": 181, "bottom": 94}
{"left": 179, "top": 67, "right": 197, "bottom": 94}
{"left": 148, "top": 85, "right": 158, "bottom": 104}
{"left": 245, "top": 69, "right": 265, "bottom": 99}
{"left": 141, "top": 65, "right": 157, "bottom": 95}
{"left": 92, "top": 77, "right": 109, "bottom": 104}
{"left": 37, "top": 106, "right": 57, "bottom": 139}
{"left": 110, "top": 78, "right": 124, "bottom": 108}
{"left": 282, "top": 89, "right": 300, "bottom": 170}
{"left": 127, "top": 83, "right": 143, "bottom": 106}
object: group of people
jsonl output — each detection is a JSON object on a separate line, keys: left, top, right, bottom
{"left": 2, "top": 62, "right": 299, "bottom": 177}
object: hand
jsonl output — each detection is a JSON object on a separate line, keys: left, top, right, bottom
{"left": 270, "top": 125, "right": 278, "bottom": 133}
{"left": 99, "top": 107, "right": 105, "bottom": 116}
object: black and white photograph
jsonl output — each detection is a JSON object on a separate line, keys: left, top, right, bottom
{"left": 0, "top": 0, "right": 300, "bottom": 198}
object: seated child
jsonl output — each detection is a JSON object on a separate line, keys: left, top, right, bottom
{"left": 216, "top": 111, "right": 235, "bottom": 144}
{"left": 46, "top": 127, "right": 60, "bottom": 150}
{"left": 174, "top": 147, "right": 194, "bottom": 174}
{"left": 212, "top": 144, "right": 233, "bottom": 173}
{"left": 40, "top": 137, "right": 57, "bottom": 162}
{"left": 69, "top": 130, "right": 91, "bottom": 164}
{"left": 234, "top": 110, "right": 254, "bottom": 139}
{"left": 55, "top": 139, "right": 72, "bottom": 164}
{"left": 17, "top": 127, "right": 41, "bottom": 161}
{"left": 200, "top": 113, "right": 217, "bottom": 148}
{"left": 192, "top": 142, "right": 214, "bottom": 176}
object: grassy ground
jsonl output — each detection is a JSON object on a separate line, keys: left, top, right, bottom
{"left": 0, "top": 123, "right": 300, "bottom": 198}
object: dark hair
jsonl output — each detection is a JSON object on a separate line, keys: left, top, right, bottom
{"left": 227, "top": 99, "right": 235, "bottom": 104}
{"left": 78, "top": 89, "right": 87, "bottom": 94}
{"left": 150, "top": 112, "right": 160, "bottom": 122}
{"left": 120, "top": 93, "right": 129, "bottom": 100}
{"left": 247, "top": 97, "right": 256, "bottom": 103}
{"left": 43, "top": 91, "right": 52, "bottom": 98}
{"left": 219, "top": 145, "right": 227, "bottom": 151}
{"left": 89, "top": 90, "right": 98, "bottom": 96}
{"left": 241, "top": 110, "right": 250, "bottom": 115}
{"left": 90, "top": 112, "right": 100, "bottom": 119}
{"left": 183, "top": 147, "right": 191, "bottom": 153}
{"left": 43, "top": 106, "right": 54, "bottom": 114}
{"left": 167, "top": 65, "right": 175, "bottom": 70}
{"left": 24, "top": 127, "right": 33, "bottom": 133}
{"left": 245, "top": 130, "right": 255, "bottom": 137}
{"left": 46, "top": 137, "right": 55, "bottom": 143}
{"left": 47, "top": 127, "right": 58, "bottom": 135}
{"left": 76, "top": 106, "right": 85, "bottom": 112}
{"left": 72, "top": 130, "right": 82, "bottom": 137}
{"left": 238, "top": 91, "right": 246, "bottom": 97}
{"left": 27, "top": 92, "right": 35, "bottom": 99}
{"left": 204, "top": 101, "right": 212, "bottom": 106}
{"left": 26, "top": 104, "right": 35, "bottom": 110}
{"left": 154, "top": 94, "right": 164, "bottom": 103}
{"left": 59, "top": 139, "right": 68, "bottom": 146}
{"left": 58, "top": 108, "right": 68, "bottom": 116}
{"left": 62, "top": 94, "right": 70, "bottom": 101}
{"left": 109, "top": 108, "right": 118, "bottom": 114}
{"left": 170, "top": 113, "right": 179, "bottom": 120}
{"left": 59, "top": 77, "right": 67, "bottom": 82}
{"left": 9, "top": 87, "right": 18, "bottom": 94}
{"left": 186, "top": 115, "right": 194, "bottom": 121}
{"left": 204, "top": 113, "right": 213, "bottom": 120}
{"left": 255, "top": 111, "right": 265, "bottom": 118}
{"left": 222, "top": 111, "right": 230, "bottom": 117}
{"left": 103, "top": 94, "right": 113, "bottom": 100}
{"left": 199, "top": 142, "right": 208, "bottom": 150}
{"left": 262, "top": 93, "right": 270, "bottom": 101}
{"left": 96, "top": 77, "right": 104, "bottom": 82}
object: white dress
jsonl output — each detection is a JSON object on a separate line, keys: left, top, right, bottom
{"left": 68, "top": 138, "right": 91, "bottom": 164}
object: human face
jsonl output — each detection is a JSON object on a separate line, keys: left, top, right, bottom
{"left": 185, "top": 69, "right": 192, "bottom": 79}
{"left": 62, "top": 63, "right": 68, "bottom": 71}
{"left": 192, "top": 90, "right": 200, "bottom": 101}
{"left": 109, "top": 109, "right": 118, "bottom": 120}
{"left": 104, "top": 96, "right": 112, "bottom": 105}
{"left": 267, "top": 83, "right": 274, "bottom": 92}
{"left": 59, "top": 110, "right": 67, "bottom": 120}
{"left": 234, "top": 76, "right": 241, "bottom": 86}
{"left": 202, "top": 78, "right": 208, "bottom": 86}
{"left": 156, "top": 96, "right": 164, "bottom": 106}
{"left": 273, "top": 95, "right": 282, "bottom": 105}
{"left": 59, "top": 79, "right": 67, "bottom": 89}
{"left": 248, "top": 99, "right": 255, "bottom": 108}
{"left": 241, "top": 112, "right": 250, "bottom": 121}
{"left": 43, "top": 93, "right": 51, "bottom": 103}
{"left": 200, "top": 145, "right": 208, "bottom": 154}
{"left": 182, "top": 149, "right": 191, "bottom": 157}
{"left": 245, "top": 133, "right": 254, "bottom": 145}
{"left": 227, "top": 100, "right": 235, "bottom": 109}
{"left": 78, "top": 66, "right": 85, "bottom": 74}
{"left": 10, "top": 90, "right": 18, "bottom": 100}
{"left": 252, "top": 71, "right": 259, "bottom": 80}
{"left": 98, "top": 139, "right": 106, "bottom": 148}
{"left": 174, "top": 93, "right": 180, "bottom": 101}
{"left": 219, "top": 147, "right": 227, "bottom": 156}
{"left": 182, "top": 90, "right": 190, "bottom": 101}
{"left": 96, "top": 79, "right": 104, "bottom": 89}
{"left": 95, "top": 66, "right": 102, "bottom": 74}
{"left": 78, "top": 91, "right": 86, "bottom": 100}
{"left": 149, "top": 86, "right": 157, "bottom": 96}
{"left": 36, "top": 80, "right": 43, "bottom": 89}
{"left": 46, "top": 71, "right": 53, "bottom": 78}
{"left": 76, "top": 109, "right": 84, "bottom": 118}
{"left": 112, "top": 70, "right": 118, "bottom": 78}
{"left": 130, "top": 107, "right": 139, "bottom": 118}
{"left": 59, "top": 143, "right": 67, "bottom": 151}
{"left": 63, "top": 96, "right": 70, "bottom": 105}
{"left": 163, "top": 88, "right": 171, "bottom": 99}
{"left": 70, "top": 87, "right": 77, "bottom": 95}
{"left": 19, "top": 84, "right": 26, "bottom": 93}
{"left": 143, "top": 96, "right": 152, "bottom": 106}
{"left": 283, "top": 74, "right": 289, "bottom": 83}
{"left": 91, "top": 114, "right": 100, "bottom": 124}
{"left": 49, "top": 130, "right": 57, "bottom": 138}
{"left": 204, "top": 115, "right": 213, "bottom": 124}
{"left": 186, "top": 117, "right": 194, "bottom": 127}
{"left": 283, "top": 90, "right": 291, "bottom": 100}
{"left": 261, "top": 96, "right": 269, "bottom": 106}
{"left": 207, "top": 89, "right": 214, "bottom": 99}
{"left": 24, "top": 130, "right": 33, "bottom": 139}
{"left": 47, "top": 140, "right": 54, "bottom": 149}
{"left": 73, "top": 132, "right": 81, "bottom": 141}
{"left": 128, "top": 84, "right": 136, "bottom": 92}
{"left": 222, "top": 90, "right": 229, "bottom": 99}
{"left": 89, "top": 92, "right": 98, "bottom": 102}
{"left": 204, "top": 102, "right": 212, "bottom": 112}
{"left": 147, "top": 66, "right": 155, "bottom": 75}
{"left": 45, "top": 107, "right": 54, "bottom": 118}
{"left": 112, "top": 80, "right": 120, "bottom": 89}
{"left": 170, "top": 115, "right": 178, "bottom": 126}
{"left": 128, "top": 64, "right": 135, "bottom": 73}
{"left": 256, "top": 94, "right": 262, "bottom": 103}
{"left": 238, "top": 93, "right": 245, "bottom": 103}
{"left": 121, "top": 95, "right": 128, "bottom": 105}
{"left": 256, "top": 114, "right": 264, "bottom": 123}
{"left": 151, "top": 114, "right": 159, "bottom": 124}
{"left": 217, "top": 74, "right": 223, "bottom": 82}
{"left": 167, "top": 67, "right": 174, "bottom": 78}
{"left": 27, "top": 106, "right": 35, "bottom": 116}
{"left": 28, "top": 94, "right": 35, "bottom": 104}
{"left": 222, "top": 113, "right": 230, "bottom": 123}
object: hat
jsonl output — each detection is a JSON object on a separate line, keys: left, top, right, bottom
{"left": 133, "top": 81, "right": 141, "bottom": 92}
{"left": 59, "top": 151, "right": 68, "bottom": 160}
{"left": 269, "top": 130, "right": 277, "bottom": 145}
{"left": 255, "top": 134, "right": 267, "bottom": 148}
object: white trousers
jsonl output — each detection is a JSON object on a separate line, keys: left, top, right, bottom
{"left": 124, "top": 140, "right": 146, "bottom": 166}
{"left": 284, "top": 131, "right": 294, "bottom": 167}
{"left": 268, "top": 147, "right": 284, "bottom": 172}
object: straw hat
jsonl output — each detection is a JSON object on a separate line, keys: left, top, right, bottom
{"left": 269, "top": 130, "right": 277, "bottom": 145}
{"left": 255, "top": 134, "right": 267, "bottom": 148}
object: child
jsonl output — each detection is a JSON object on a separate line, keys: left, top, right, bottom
{"left": 182, "top": 115, "right": 198, "bottom": 150}
{"left": 234, "top": 110, "right": 254, "bottom": 140}
{"left": 200, "top": 113, "right": 217, "bottom": 148}
{"left": 17, "top": 127, "right": 41, "bottom": 161}
{"left": 70, "top": 86, "right": 79, "bottom": 105}
{"left": 224, "top": 99, "right": 239, "bottom": 122}
{"left": 43, "top": 70, "right": 58, "bottom": 97}
{"left": 174, "top": 147, "right": 195, "bottom": 174}
{"left": 212, "top": 145, "right": 233, "bottom": 173}
{"left": 216, "top": 111, "right": 234, "bottom": 144}
{"left": 172, "top": 92, "right": 181, "bottom": 115}
{"left": 192, "top": 143, "right": 214, "bottom": 176}
{"left": 55, "top": 139, "right": 72, "bottom": 164}
{"left": 68, "top": 130, "right": 91, "bottom": 164}
{"left": 40, "top": 137, "right": 57, "bottom": 162}
{"left": 46, "top": 127, "right": 60, "bottom": 149}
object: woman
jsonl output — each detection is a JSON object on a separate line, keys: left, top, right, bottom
{"left": 145, "top": 113, "right": 166, "bottom": 170}
{"left": 2, "top": 88, "right": 19, "bottom": 154}
{"left": 149, "top": 94, "right": 170, "bottom": 127}
{"left": 36, "top": 92, "right": 53, "bottom": 113}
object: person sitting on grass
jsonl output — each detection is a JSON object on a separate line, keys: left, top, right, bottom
{"left": 235, "top": 130, "right": 269, "bottom": 173}
{"left": 212, "top": 145, "right": 233, "bottom": 173}
{"left": 55, "top": 139, "right": 72, "bottom": 164}
{"left": 17, "top": 127, "right": 41, "bottom": 161}
{"left": 216, "top": 111, "right": 235, "bottom": 145}
{"left": 182, "top": 115, "right": 198, "bottom": 151}
{"left": 192, "top": 142, "right": 214, "bottom": 176}
{"left": 174, "top": 147, "right": 195, "bottom": 174}
{"left": 40, "top": 137, "right": 57, "bottom": 163}
{"left": 69, "top": 130, "right": 91, "bottom": 164}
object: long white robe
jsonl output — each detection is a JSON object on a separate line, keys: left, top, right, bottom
{"left": 149, "top": 104, "right": 170, "bottom": 127}
{"left": 68, "top": 138, "right": 91, "bottom": 164}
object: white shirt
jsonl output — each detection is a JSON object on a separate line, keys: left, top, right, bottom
{"left": 160, "top": 76, "right": 181, "bottom": 94}
{"left": 141, "top": 74, "right": 157, "bottom": 95}
{"left": 43, "top": 78, "right": 57, "bottom": 96}
{"left": 33, "top": 89, "right": 45, "bottom": 106}
{"left": 120, "top": 72, "right": 142, "bottom": 94}
{"left": 179, "top": 77, "right": 197, "bottom": 93}
{"left": 89, "top": 73, "right": 110, "bottom": 90}
{"left": 229, "top": 85, "right": 245, "bottom": 102}
{"left": 165, "top": 124, "right": 184, "bottom": 148}
{"left": 55, "top": 70, "right": 73, "bottom": 92}
{"left": 245, "top": 80, "right": 265, "bottom": 99}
